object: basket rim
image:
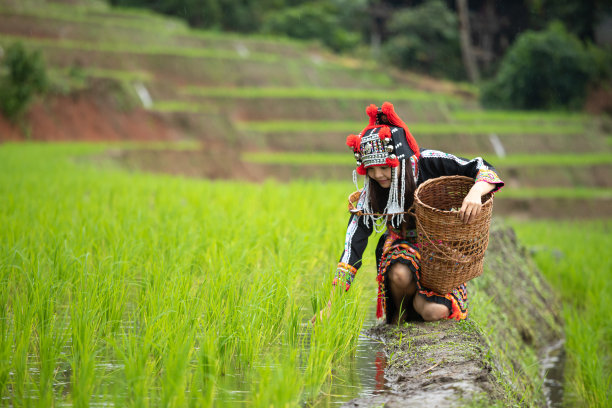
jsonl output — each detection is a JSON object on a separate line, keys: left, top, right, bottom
{"left": 414, "top": 175, "right": 493, "bottom": 214}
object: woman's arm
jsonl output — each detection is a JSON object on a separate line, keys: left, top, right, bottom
{"left": 460, "top": 181, "right": 496, "bottom": 224}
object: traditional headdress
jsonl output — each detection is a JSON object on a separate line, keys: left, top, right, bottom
{"left": 346, "top": 102, "right": 420, "bottom": 231}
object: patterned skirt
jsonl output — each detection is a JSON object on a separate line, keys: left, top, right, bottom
{"left": 375, "top": 228, "right": 468, "bottom": 323}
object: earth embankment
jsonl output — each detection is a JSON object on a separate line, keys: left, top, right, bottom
{"left": 345, "top": 226, "right": 564, "bottom": 407}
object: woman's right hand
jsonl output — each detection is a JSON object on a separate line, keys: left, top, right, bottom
{"left": 311, "top": 299, "right": 332, "bottom": 325}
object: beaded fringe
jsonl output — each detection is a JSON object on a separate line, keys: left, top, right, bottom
{"left": 359, "top": 159, "right": 407, "bottom": 233}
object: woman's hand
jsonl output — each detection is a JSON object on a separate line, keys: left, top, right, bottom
{"left": 459, "top": 182, "right": 495, "bottom": 224}
{"left": 311, "top": 299, "right": 332, "bottom": 325}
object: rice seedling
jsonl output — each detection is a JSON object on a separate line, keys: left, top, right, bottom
{"left": 235, "top": 119, "right": 584, "bottom": 135}
{"left": 182, "top": 87, "right": 459, "bottom": 103}
{"left": 0, "top": 34, "right": 282, "bottom": 63}
{"left": 242, "top": 151, "right": 612, "bottom": 168}
{"left": 0, "top": 143, "right": 371, "bottom": 406}
{"left": 508, "top": 219, "right": 612, "bottom": 407}
{"left": 449, "top": 110, "right": 588, "bottom": 123}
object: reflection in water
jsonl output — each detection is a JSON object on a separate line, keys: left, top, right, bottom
{"left": 541, "top": 338, "right": 565, "bottom": 408}
{"left": 319, "top": 332, "right": 388, "bottom": 406}
{"left": 374, "top": 351, "right": 386, "bottom": 392}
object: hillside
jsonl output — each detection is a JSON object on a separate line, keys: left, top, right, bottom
{"left": 0, "top": 0, "right": 611, "bottom": 219}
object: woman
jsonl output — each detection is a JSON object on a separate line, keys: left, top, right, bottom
{"left": 318, "top": 102, "right": 504, "bottom": 324}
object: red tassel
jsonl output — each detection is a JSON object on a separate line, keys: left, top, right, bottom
{"left": 346, "top": 134, "right": 360, "bottom": 150}
{"left": 385, "top": 157, "right": 399, "bottom": 167}
{"left": 381, "top": 102, "right": 420, "bottom": 159}
{"left": 378, "top": 126, "right": 391, "bottom": 140}
{"left": 356, "top": 164, "right": 366, "bottom": 175}
{"left": 376, "top": 295, "right": 384, "bottom": 319}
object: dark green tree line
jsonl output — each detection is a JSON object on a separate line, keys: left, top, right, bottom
{"left": 106, "top": 0, "right": 612, "bottom": 110}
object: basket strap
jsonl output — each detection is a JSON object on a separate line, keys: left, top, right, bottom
{"left": 415, "top": 216, "right": 473, "bottom": 264}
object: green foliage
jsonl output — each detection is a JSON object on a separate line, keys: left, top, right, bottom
{"left": 481, "top": 23, "right": 596, "bottom": 110}
{"left": 110, "top": 0, "right": 289, "bottom": 32}
{"left": 0, "top": 42, "right": 47, "bottom": 121}
{"left": 381, "top": 0, "right": 465, "bottom": 80}
{"left": 527, "top": 0, "right": 612, "bottom": 41}
{"left": 263, "top": 2, "right": 361, "bottom": 52}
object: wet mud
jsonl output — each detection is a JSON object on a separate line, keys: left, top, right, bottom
{"left": 344, "top": 320, "right": 503, "bottom": 407}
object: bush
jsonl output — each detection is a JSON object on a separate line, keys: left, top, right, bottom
{"left": 262, "top": 2, "right": 361, "bottom": 52}
{"left": 381, "top": 0, "right": 464, "bottom": 80}
{"left": 0, "top": 42, "right": 47, "bottom": 121}
{"left": 481, "top": 23, "right": 596, "bottom": 110}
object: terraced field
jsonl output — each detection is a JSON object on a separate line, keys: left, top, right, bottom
{"left": 2, "top": 0, "right": 610, "bottom": 219}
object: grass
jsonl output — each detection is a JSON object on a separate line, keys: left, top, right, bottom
{"left": 499, "top": 187, "right": 612, "bottom": 199}
{"left": 508, "top": 220, "right": 612, "bottom": 407}
{"left": 235, "top": 120, "right": 584, "bottom": 135}
{"left": 242, "top": 151, "right": 612, "bottom": 167}
{"left": 0, "top": 143, "right": 372, "bottom": 406}
{"left": 449, "top": 110, "right": 589, "bottom": 123}
{"left": 0, "top": 34, "right": 282, "bottom": 63}
{"left": 182, "top": 87, "right": 461, "bottom": 103}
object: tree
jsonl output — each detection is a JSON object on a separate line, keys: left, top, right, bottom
{"left": 480, "top": 23, "right": 596, "bottom": 110}
{"left": 0, "top": 42, "right": 47, "bottom": 121}
{"left": 381, "top": 0, "right": 465, "bottom": 80}
{"left": 456, "top": 0, "right": 479, "bottom": 82}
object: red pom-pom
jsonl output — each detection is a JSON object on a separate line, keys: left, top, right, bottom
{"left": 378, "top": 126, "right": 391, "bottom": 140}
{"left": 356, "top": 164, "right": 367, "bottom": 175}
{"left": 366, "top": 104, "right": 378, "bottom": 119}
{"left": 346, "top": 134, "right": 360, "bottom": 150}
{"left": 366, "top": 104, "right": 378, "bottom": 126}
{"left": 385, "top": 157, "right": 399, "bottom": 167}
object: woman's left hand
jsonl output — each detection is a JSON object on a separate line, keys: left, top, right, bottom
{"left": 459, "top": 182, "right": 496, "bottom": 224}
{"left": 459, "top": 190, "right": 483, "bottom": 224}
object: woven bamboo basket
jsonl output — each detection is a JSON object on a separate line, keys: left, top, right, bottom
{"left": 413, "top": 175, "right": 493, "bottom": 294}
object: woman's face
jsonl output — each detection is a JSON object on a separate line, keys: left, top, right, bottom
{"left": 367, "top": 166, "right": 392, "bottom": 188}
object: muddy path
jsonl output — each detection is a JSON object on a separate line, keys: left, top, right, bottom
{"left": 345, "top": 320, "right": 503, "bottom": 407}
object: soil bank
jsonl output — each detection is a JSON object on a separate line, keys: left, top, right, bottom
{"left": 344, "top": 225, "right": 564, "bottom": 407}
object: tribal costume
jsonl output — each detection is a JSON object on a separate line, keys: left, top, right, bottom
{"left": 333, "top": 102, "right": 504, "bottom": 323}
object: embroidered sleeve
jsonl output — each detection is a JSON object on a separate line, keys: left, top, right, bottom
{"left": 475, "top": 168, "right": 504, "bottom": 192}
{"left": 418, "top": 149, "right": 504, "bottom": 192}
{"left": 333, "top": 262, "right": 359, "bottom": 291}
{"left": 334, "top": 209, "right": 373, "bottom": 291}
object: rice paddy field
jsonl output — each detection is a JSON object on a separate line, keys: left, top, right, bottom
{"left": 1, "top": 0, "right": 612, "bottom": 406}
{"left": 0, "top": 143, "right": 374, "bottom": 406}
{"left": 507, "top": 219, "right": 612, "bottom": 407}
{"left": 2, "top": 142, "right": 611, "bottom": 407}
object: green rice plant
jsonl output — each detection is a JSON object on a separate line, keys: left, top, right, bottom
{"left": 509, "top": 219, "right": 612, "bottom": 407}
{"left": 250, "top": 351, "right": 303, "bottom": 407}
{"left": 450, "top": 110, "right": 588, "bottom": 123}
{"left": 0, "top": 34, "right": 281, "bottom": 63}
{"left": 242, "top": 151, "right": 612, "bottom": 168}
{"left": 236, "top": 119, "right": 584, "bottom": 135}
{"left": 499, "top": 187, "right": 612, "bottom": 199}
{"left": 182, "top": 86, "right": 459, "bottom": 103}
{"left": 0, "top": 142, "right": 369, "bottom": 406}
